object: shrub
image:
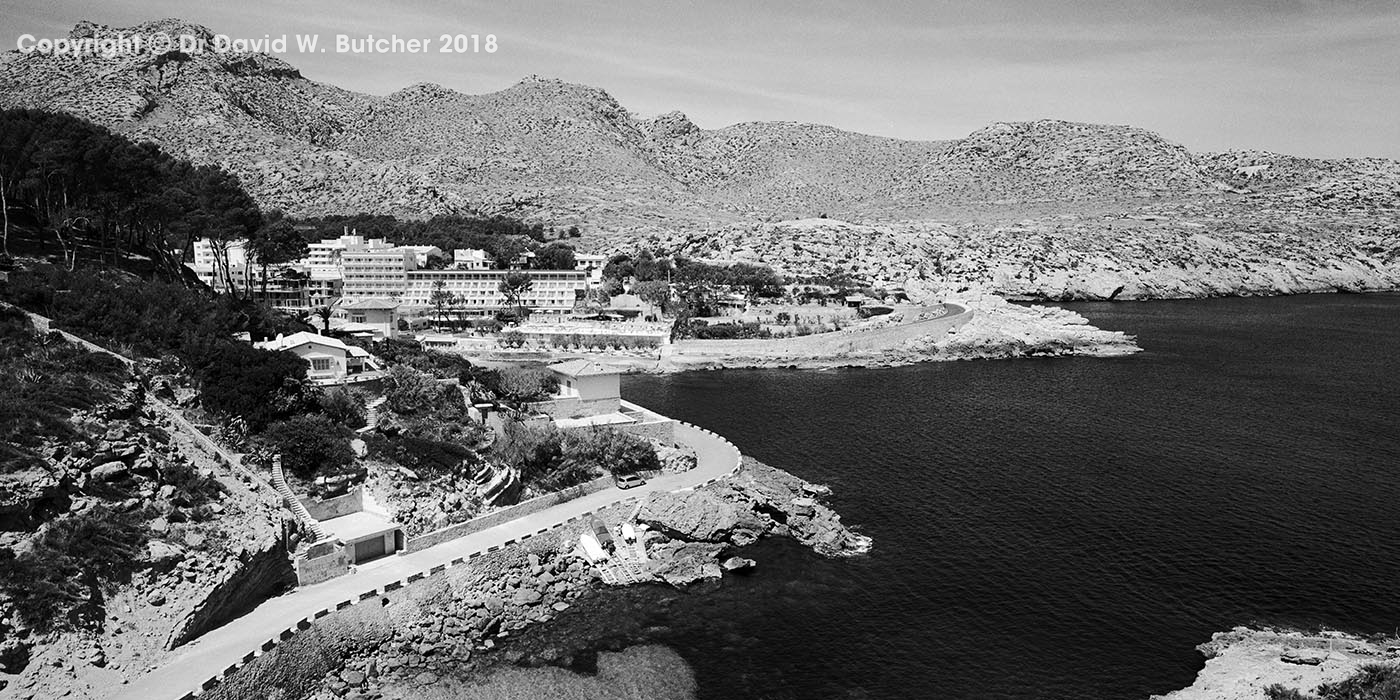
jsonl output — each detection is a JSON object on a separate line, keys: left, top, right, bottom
{"left": 1317, "top": 664, "right": 1400, "bottom": 700}
{"left": 160, "top": 462, "right": 225, "bottom": 508}
{"left": 499, "top": 330, "right": 526, "bottom": 348}
{"left": 489, "top": 367, "right": 558, "bottom": 404}
{"left": 0, "top": 307, "right": 127, "bottom": 473}
{"left": 368, "top": 434, "right": 476, "bottom": 476}
{"left": 261, "top": 414, "right": 355, "bottom": 480}
{"left": 183, "top": 339, "right": 312, "bottom": 430}
{"left": 563, "top": 428, "right": 660, "bottom": 477}
{"left": 492, "top": 420, "right": 565, "bottom": 485}
{"left": 0, "top": 506, "right": 149, "bottom": 632}
{"left": 382, "top": 365, "right": 443, "bottom": 415}
{"left": 1265, "top": 685, "right": 1315, "bottom": 700}
{"left": 318, "top": 386, "right": 367, "bottom": 429}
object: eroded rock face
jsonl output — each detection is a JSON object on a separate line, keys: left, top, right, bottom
{"left": 649, "top": 541, "right": 724, "bottom": 588}
{"left": 636, "top": 490, "right": 766, "bottom": 544}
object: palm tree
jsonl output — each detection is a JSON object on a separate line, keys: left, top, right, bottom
{"left": 313, "top": 304, "right": 334, "bottom": 334}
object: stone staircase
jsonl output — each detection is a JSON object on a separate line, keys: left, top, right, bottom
{"left": 357, "top": 396, "right": 388, "bottom": 435}
{"left": 271, "top": 455, "right": 328, "bottom": 541}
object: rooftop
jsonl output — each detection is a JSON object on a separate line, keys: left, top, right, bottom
{"left": 548, "top": 358, "right": 625, "bottom": 377}
{"left": 337, "top": 297, "right": 401, "bottom": 311}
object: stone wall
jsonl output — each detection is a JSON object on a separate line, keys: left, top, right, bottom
{"left": 619, "top": 419, "right": 676, "bottom": 442}
{"left": 405, "top": 474, "right": 614, "bottom": 552}
{"left": 528, "top": 396, "right": 621, "bottom": 419}
{"left": 295, "top": 542, "right": 350, "bottom": 587}
{"left": 301, "top": 488, "right": 364, "bottom": 521}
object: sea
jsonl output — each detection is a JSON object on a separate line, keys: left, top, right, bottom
{"left": 469, "top": 294, "right": 1400, "bottom": 700}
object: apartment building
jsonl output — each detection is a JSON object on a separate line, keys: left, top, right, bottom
{"left": 341, "top": 248, "right": 417, "bottom": 299}
{"left": 400, "top": 269, "right": 589, "bottom": 318}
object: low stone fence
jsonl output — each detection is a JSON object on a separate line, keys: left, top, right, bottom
{"left": 405, "top": 474, "right": 615, "bottom": 552}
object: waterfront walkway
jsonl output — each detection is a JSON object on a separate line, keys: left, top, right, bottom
{"left": 114, "top": 422, "right": 741, "bottom": 700}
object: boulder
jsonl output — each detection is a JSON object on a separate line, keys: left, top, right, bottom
{"left": 637, "top": 491, "right": 765, "bottom": 544}
{"left": 512, "top": 588, "right": 543, "bottom": 606}
{"left": 91, "top": 461, "right": 130, "bottom": 482}
{"left": 145, "top": 541, "right": 185, "bottom": 569}
{"left": 721, "top": 556, "right": 756, "bottom": 572}
{"left": 650, "top": 542, "right": 724, "bottom": 588}
{"left": 1280, "top": 648, "right": 1328, "bottom": 665}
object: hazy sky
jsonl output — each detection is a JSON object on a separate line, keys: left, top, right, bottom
{"left": 6, "top": 0, "right": 1399, "bottom": 158}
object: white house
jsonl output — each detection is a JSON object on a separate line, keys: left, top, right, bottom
{"left": 527, "top": 360, "right": 675, "bottom": 439}
{"left": 255, "top": 331, "right": 382, "bottom": 385}
{"left": 334, "top": 298, "right": 401, "bottom": 339}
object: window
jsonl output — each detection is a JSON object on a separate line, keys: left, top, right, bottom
{"left": 311, "top": 358, "right": 334, "bottom": 372}
{"left": 351, "top": 314, "right": 366, "bottom": 323}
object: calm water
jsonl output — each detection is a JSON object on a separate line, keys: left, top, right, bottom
{"left": 506, "top": 294, "right": 1400, "bottom": 699}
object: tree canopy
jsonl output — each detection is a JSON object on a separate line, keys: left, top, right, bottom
{"left": 0, "top": 109, "right": 261, "bottom": 281}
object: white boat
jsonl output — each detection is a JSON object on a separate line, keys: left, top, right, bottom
{"left": 579, "top": 533, "right": 610, "bottom": 563}
{"left": 621, "top": 522, "right": 637, "bottom": 542}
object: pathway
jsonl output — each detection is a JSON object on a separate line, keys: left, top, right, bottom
{"left": 114, "top": 422, "right": 741, "bottom": 700}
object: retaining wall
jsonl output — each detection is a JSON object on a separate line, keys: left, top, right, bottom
{"left": 405, "top": 474, "right": 615, "bottom": 552}
{"left": 301, "top": 488, "right": 365, "bottom": 522}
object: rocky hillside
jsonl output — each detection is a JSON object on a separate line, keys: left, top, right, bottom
{"left": 3, "top": 18, "right": 1397, "bottom": 298}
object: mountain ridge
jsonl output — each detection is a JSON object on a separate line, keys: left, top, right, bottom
{"left": 10, "top": 18, "right": 1391, "bottom": 227}
{"left": 3, "top": 19, "right": 1397, "bottom": 300}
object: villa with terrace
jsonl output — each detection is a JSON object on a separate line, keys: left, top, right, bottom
{"left": 255, "top": 331, "right": 384, "bottom": 386}
{"left": 528, "top": 359, "right": 676, "bottom": 440}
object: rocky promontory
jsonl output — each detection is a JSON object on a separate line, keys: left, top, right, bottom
{"left": 1155, "top": 627, "right": 1400, "bottom": 700}
{"left": 202, "top": 457, "right": 868, "bottom": 700}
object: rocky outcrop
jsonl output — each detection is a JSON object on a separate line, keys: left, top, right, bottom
{"left": 165, "top": 533, "right": 296, "bottom": 649}
{"left": 637, "top": 458, "right": 871, "bottom": 560}
{"left": 1155, "top": 627, "right": 1400, "bottom": 700}
{"left": 635, "top": 490, "right": 766, "bottom": 544}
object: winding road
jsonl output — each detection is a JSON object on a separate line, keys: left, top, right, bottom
{"left": 114, "top": 421, "right": 741, "bottom": 700}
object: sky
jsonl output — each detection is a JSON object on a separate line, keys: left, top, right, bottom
{"left": 5, "top": 0, "right": 1400, "bottom": 158}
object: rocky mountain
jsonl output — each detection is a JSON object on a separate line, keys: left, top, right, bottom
{"left": 3, "top": 19, "right": 1397, "bottom": 298}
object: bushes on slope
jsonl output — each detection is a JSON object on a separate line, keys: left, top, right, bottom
{"left": 0, "top": 506, "right": 149, "bottom": 632}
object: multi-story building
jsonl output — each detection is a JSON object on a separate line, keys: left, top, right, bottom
{"left": 306, "top": 234, "right": 394, "bottom": 274}
{"left": 341, "top": 248, "right": 417, "bottom": 299}
{"left": 402, "top": 245, "right": 445, "bottom": 268}
{"left": 453, "top": 248, "right": 492, "bottom": 270}
{"left": 401, "top": 269, "right": 589, "bottom": 319}
{"left": 190, "top": 238, "right": 250, "bottom": 292}
{"left": 189, "top": 233, "right": 590, "bottom": 318}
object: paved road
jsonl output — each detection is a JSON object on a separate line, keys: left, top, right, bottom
{"left": 114, "top": 422, "right": 739, "bottom": 700}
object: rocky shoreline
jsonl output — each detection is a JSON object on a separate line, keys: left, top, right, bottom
{"left": 1155, "top": 627, "right": 1400, "bottom": 700}
{"left": 203, "top": 457, "right": 868, "bottom": 700}
{"left": 581, "top": 293, "right": 1140, "bottom": 375}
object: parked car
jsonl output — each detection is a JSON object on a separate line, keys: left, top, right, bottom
{"left": 613, "top": 472, "right": 646, "bottom": 490}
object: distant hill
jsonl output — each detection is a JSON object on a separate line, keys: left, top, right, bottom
{"left": 6, "top": 19, "right": 1393, "bottom": 230}
{"left": 3, "top": 19, "right": 1397, "bottom": 299}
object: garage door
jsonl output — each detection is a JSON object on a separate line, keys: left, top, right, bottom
{"left": 353, "top": 535, "right": 386, "bottom": 563}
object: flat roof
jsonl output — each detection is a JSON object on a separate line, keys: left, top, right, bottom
{"left": 319, "top": 511, "right": 400, "bottom": 543}
{"left": 548, "top": 358, "right": 624, "bottom": 377}
{"left": 554, "top": 413, "right": 636, "bottom": 430}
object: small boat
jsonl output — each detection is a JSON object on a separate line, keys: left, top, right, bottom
{"left": 590, "top": 517, "right": 615, "bottom": 549}
{"left": 579, "top": 533, "right": 609, "bottom": 563}
{"left": 621, "top": 522, "right": 637, "bottom": 542}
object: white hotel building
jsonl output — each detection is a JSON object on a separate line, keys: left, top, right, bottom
{"left": 191, "top": 234, "right": 592, "bottom": 319}
{"left": 397, "top": 269, "right": 589, "bottom": 318}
